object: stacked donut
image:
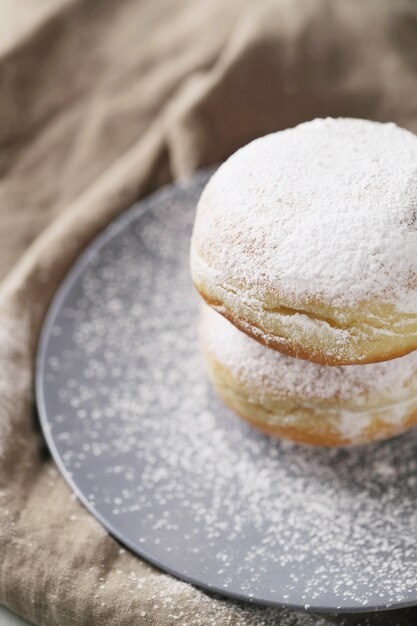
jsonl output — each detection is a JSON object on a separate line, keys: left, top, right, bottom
{"left": 190, "top": 118, "right": 417, "bottom": 446}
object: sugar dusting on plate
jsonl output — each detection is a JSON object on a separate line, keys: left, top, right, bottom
{"left": 39, "top": 170, "right": 417, "bottom": 614}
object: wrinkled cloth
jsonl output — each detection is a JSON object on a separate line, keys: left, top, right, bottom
{"left": 1, "top": 1, "right": 417, "bottom": 624}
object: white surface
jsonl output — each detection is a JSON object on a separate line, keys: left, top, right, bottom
{"left": 0, "top": 605, "right": 32, "bottom": 625}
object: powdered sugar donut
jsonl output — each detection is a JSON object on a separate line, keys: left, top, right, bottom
{"left": 191, "top": 118, "right": 417, "bottom": 365}
{"left": 200, "top": 306, "right": 417, "bottom": 447}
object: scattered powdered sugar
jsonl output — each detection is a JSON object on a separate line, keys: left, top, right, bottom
{"left": 38, "top": 172, "right": 417, "bottom": 613}
{"left": 89, "top": 568, "right": 345, "bottom": 626}
{"left": 192, "top": 118, "right": 417, "bottom": 313}
{"left": 201, "top": 305, "right": 417, "bottom": 407}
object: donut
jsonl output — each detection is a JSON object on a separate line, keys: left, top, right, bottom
{"left": 200, "top": 305, "right": 417, "bottom": 447}
{"left": 191, "top": 118, "right": 417, "bottom": 366}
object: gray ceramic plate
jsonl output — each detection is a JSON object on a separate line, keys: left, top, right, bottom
{"left": 36, "top": 169, "right": 417, "bottom": 614}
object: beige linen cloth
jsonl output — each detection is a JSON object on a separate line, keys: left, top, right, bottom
{"left": 1, "top": 1, "right": 417, "bottom": 624}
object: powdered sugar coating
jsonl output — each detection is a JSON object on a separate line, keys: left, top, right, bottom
{"left": 202, "top": 306, "right": 417, "bottom": 407}
{"left": 192, "top": 118, "right": 417, "bottom": 313}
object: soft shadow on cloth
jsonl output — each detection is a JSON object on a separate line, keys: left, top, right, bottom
{"left": 1, "top": 0, "right": 417, "bottom": 624}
